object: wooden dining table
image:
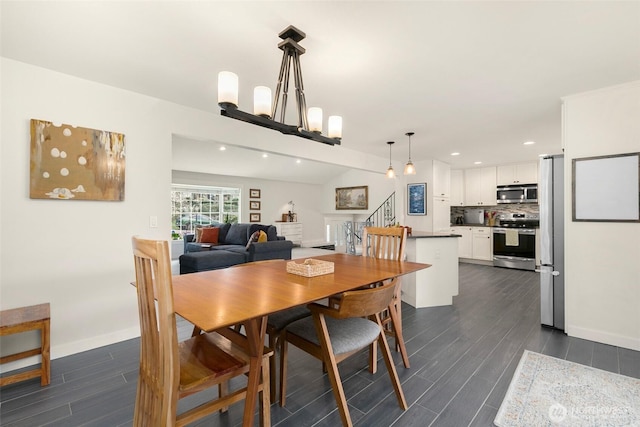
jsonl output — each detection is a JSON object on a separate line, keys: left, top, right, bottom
{"left": 170, "top": 252, "right": 430, "bottom": 426}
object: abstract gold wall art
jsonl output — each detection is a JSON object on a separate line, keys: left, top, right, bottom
{"left": 30, "top": 119, "right": 126, "bottom": 201}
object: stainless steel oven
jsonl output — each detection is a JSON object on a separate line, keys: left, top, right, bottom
{"left": 493, "top": 213, "right": 538, "bottom": 271}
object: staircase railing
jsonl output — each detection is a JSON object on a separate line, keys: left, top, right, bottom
{"left": 366, "top": 192, "right": 396, "bottom": 226}
{"left": 344, "top": 192, "right": 396, "bottom": 254}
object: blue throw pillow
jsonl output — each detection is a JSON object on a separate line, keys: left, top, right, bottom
{"left": 225, "top": 223, "right": 250, "bottom": 245}
{"left": 266, "top": 226, "right": 278, "bottom": 241}
{"left": 217, "top": 223, "right": 231, "bottom": 243}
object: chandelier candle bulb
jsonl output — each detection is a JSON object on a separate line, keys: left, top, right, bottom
{"left": 217, "top": 71, "right": 239, "bottom": 108}
{"left": 308, "top": 107, "right": 323, "bottom": 133}
{"left": 253, "top": 86, "right": 272, "bottom": 118}
{"left": 328, "top": 116, "right": 342, "bottom": 139}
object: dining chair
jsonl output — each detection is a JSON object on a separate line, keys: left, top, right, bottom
{"left": 131, "top": 237, "right": 273, "bottom": 427}
{"left": 279, "top": 280, "right": 408, "bottom": 427}
{"left": 361, "top": 226, "right": 410, "bottom": 370}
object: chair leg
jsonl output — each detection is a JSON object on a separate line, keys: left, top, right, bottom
{"left": 268, "top": 333, "right": 278, "bottom": 403}
{"left": 314, "top": 314, "right": 353, "bottom": 427}
{"left": 369, "top": 341, "right": 378, "bottom": 374}
{"left": 388, "top": 300, "right": 410, "bottom": 368}
{"left": 394, "top": 292, "right": 402, "bottom": 349}
{"left": 376, "top": 315, "right": 408, "bottom": 410}
{"left": 279, "top": 333, "right": 288, "bottom": 407}
{"left": 218, "top": 382, "right": 229, "bottom": 412}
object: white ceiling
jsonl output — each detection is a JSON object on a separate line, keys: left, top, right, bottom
{"left": 2, "top": 1, "right": 639, "bottom": 182}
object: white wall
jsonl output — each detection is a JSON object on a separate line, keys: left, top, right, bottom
{"left": 563, "top": 80, "right": 640, "bottom": 351}
{"left": 0, "top": 58, "right": 393, "bottom": 370}
{"left": 0, "top": 58, "right": 171, "bottom": 368}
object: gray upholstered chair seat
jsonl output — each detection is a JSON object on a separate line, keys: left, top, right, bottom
{"left": 267, "top": 306, "right": 311, "bottom": 332}
{"left": 286, "top": 316, "right": 381, "bottom": 355}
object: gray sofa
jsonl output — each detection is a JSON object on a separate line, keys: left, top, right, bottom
{"left": 179, "top": 223, "right": 293, "bottom": 274}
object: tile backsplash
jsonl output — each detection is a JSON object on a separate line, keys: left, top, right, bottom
{"left": 451, "top": 204, "right": 539, "bottom": 225}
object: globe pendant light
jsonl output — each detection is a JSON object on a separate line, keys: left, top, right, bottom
{"left": 404, "top": 131, "right": 416, "bottom": 175}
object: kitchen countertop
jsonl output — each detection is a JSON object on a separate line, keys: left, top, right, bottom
{"left": 408, "top": 231, "right": 461, "bottom": 238}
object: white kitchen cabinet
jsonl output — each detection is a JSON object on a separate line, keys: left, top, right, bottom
{"left": 497, "top": 162, "right": 538, "bottom": 185}
{"left": 432, "top": 197, "right": 451, "bottom": 232}
{"left": 451, "top": 226, "right": 492, "bottom": 261}
{"left": 450, "top": 169, "right": 465, "bottom": 206}
{"left": 433, "top": 160, "right": 451, "bottom": 198}
{"left": 275, "top": 222, "right": 303, "bottom": 246}
{"left": 472, "top": 227, "right": 493, "bottom": 261}
{"left": 451, "top": 227, "right": 472, "bottom": 258}
{"left": 464, "top": 167, "right": 497, "bottom": 206}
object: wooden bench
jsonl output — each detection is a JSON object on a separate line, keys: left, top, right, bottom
{"left": 0, "top": 303, "right": 50, "bottom": 386}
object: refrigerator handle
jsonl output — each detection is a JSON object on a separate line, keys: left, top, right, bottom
{"left": 535, "top": 266, "right": 560, "bottom": 276}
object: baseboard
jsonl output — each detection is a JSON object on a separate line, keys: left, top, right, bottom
{"left": 301, "top": 239, "right": 332, "bottom": 248}
{"left": 567, "top": 325, "right": 640, "bottom": 351}
{"left": 459, "top": 258, "right": 493, "bottom": 266}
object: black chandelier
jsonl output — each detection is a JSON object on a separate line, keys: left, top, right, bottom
{"left": 217, "top": 25, "right": 342, "bottom": 146}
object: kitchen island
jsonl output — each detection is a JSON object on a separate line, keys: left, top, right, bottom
{"left": 402, "top": 232, "right": 461, "bottom": 308}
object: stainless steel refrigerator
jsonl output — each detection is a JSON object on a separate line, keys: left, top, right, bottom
{"left": 538, "top": 155, "right": 565, "bottom": 330}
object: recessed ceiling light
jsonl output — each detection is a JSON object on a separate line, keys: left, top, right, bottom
{"left": 262, "top": 153, "right": 268, "bottom": 158}
{"left": 296, "top": 159, "right": 301, "bottom": 164}
{"left": 474, "top": 161, "right": 482, "bottom": 165}
{"left": 219, "top": 146, "right": 226, "bottom": 151}
{"left": 524, "top": 141, "right": 536, "bottom": 145}
{"left": 451, "top": 152, "right": 460, "bottom": 156}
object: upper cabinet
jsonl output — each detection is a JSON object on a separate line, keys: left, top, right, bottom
{"left": 432, "top": 160, "right": 451, "bottom": 198}
{"left": 464, "top": 167, "right": 497, "bottom": 206}
{"left": 496, "top": 162, "right": 538, "bottom": 185}
{"left": 450, "top": 169, "right": 464, "bottom": 206}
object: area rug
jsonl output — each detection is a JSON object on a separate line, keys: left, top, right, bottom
{"left": 494, "top": 350, "right": 640, "bottom": 426}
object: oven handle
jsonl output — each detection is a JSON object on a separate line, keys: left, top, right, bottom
{"left": 492, "top": 228, "right": 536, "bottom": 235}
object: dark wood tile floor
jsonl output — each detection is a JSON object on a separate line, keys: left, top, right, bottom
{"left": 2, "top": 263, "right": 639, "bottom": 426}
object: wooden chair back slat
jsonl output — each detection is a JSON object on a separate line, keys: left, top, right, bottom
{"left": 132, "top": 237, "right": 180, "bottom": 426}
{"left": 362, "top": 227, "right": 406, "bottom": 261}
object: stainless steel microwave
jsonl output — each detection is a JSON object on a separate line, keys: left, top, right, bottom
{"left": 496, "top": 184, "right": 538, "bottom": 204}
